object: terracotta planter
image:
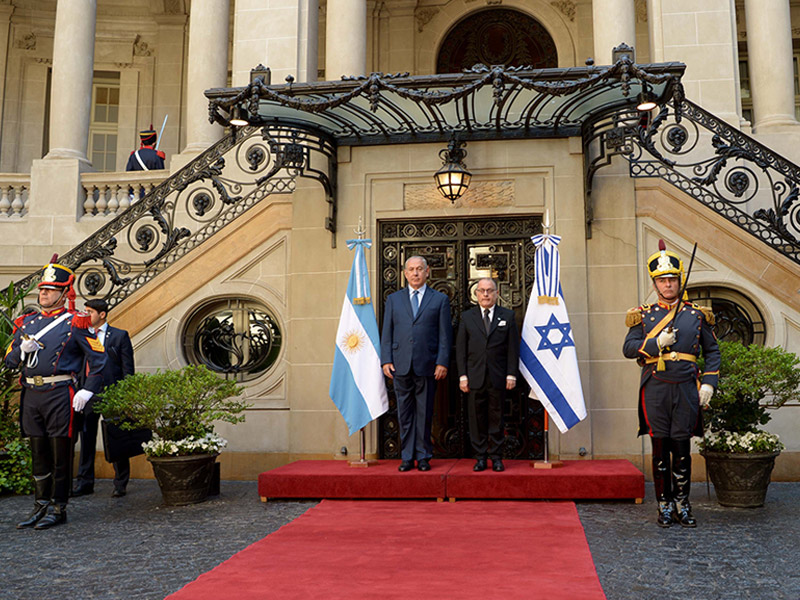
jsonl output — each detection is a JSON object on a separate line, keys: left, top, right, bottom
{"left": 701, "top": 449, "right": 780, "bottom": 508}
{"left": 147, "top": 453, "right": 219, "bottom": 506}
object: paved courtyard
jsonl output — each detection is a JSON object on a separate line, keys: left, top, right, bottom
{"left": 0, "top": 479, "right": 797, "bottom": 599}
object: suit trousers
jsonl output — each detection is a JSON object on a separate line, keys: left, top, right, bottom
{"left": 467, "top": 382, "right": 505, "bottom": 460}
{"left": 75, "top": 411, "right": 131, "bottom": 491}
{"left": 393, "top": 372, "right": 437, "bottom": 461}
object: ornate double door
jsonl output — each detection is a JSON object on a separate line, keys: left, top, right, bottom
{"left": 377, "top": 216, "right": 545, "bottom": 460}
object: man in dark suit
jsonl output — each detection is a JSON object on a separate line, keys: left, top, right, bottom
{"left": 456, "top": 278, "right": 519, "bottom": 472}
{"left": 73, "top": 299, "right": 135, "bottom": 498}
{"left": 381, "top": 255, "right": 453, "bottom": 472}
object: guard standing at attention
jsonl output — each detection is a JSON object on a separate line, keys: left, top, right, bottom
{"left": 5, "top": 256, "right": 106, "bottom": 529}
{"left": 125, "top": 126, "right": 165, "bottom": 172}
{"left": 623, "top": 241, "right": 720, "bottom": 528}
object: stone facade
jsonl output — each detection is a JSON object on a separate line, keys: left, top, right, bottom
{"left": 0, "top": 0, "right": 799, "bottom": 481}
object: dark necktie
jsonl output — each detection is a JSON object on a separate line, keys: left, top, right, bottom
{"left": 412, "top": 290, "right": 420, "bottom": 318}
{"left": 484, "top": 308, "right": 491, "bottom": 334}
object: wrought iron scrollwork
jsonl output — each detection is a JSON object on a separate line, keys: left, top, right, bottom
{"left": 14, "top": 123, "right": 337, "bottom": 307}
{"left": 584, "top": 97, "right": 800, "bottom": 263}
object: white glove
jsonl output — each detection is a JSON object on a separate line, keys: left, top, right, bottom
{"left": 657, "top": 328, "right": 677, "bottom": 349}
{"left": 72, "top": 389, "right": 94, "bottom": 412}
{"left": 20, "top": 337, "right": 40, "bottom": 353}
{"left": 699, "top": 384, "right": 714, "bottom": 407}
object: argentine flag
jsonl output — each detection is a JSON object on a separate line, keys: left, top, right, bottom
{"left": 519, "top": 234, "right": 587, "bottom": 433}
{"left": 329, "top": 238, "right": 389, "bottom": 435}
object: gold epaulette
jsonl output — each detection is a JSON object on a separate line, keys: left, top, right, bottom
{"left": 692, "top": 303, "right": 715, "bottom": 325}
{"left": 625, "top": 307, "right": 643, "bottom": 327}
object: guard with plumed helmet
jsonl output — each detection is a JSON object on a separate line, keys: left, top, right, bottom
{"left": 623, "top": 240, "right": 721, "bottom": 528}
{"left": 5, "top": 256, "right": 106, "bottom": 529}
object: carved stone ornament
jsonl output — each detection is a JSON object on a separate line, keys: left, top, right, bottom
{"left": 133, "top": 34, "right": 153, "bottom": 57}
{"left": 635, "top": 0, "right": 647, "bottom": 23}
{"left": 15, "top": 32, "right": 36, "bottom": 50}
{"left": 550, "top": 0, "right": 576, "bottom": 22}
{"left": 415, "top": 7, "right": 440, "bottom": 32}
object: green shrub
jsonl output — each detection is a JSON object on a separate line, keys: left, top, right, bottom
{"left": 705, "top": 341, "right": 800, "bottom": 435}
{"left": 0, "top": 437, "right": 33, "bottom": 495}
{"left": 0, "top": 280, "right": 34, "bottom": 495}
{"left": 95, "top": 365, "right": 247, "bottom": 442}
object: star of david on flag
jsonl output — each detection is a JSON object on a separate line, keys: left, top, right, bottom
{"left": 329, "top": 238, "right": 389, "bottom": 435}
{"left": 519, "top": 234, "right": 587, "bottom": 433}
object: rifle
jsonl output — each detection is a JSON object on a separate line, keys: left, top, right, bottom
{"left": 656, "top": 243, "right": 697, "bottom": 371}
{"left": 667, "top": 242, "right": 697, "bottom": 333}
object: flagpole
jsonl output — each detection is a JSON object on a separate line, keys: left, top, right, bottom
{"left": 530, "top": 212, "right": 564, "bottom": 470}
{"left": 348, "top": 216, "right": 379, "bottom": 468}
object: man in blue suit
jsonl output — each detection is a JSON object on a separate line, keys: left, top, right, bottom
{"left": 381, "top": 256, "right": 453, "bottom": 472}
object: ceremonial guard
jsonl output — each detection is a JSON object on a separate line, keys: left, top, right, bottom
{"left": 623, "top": 241, "right": 720, "bottom": 528}
{"left": 125, "top": 126, "right": 165, "bottom": 171}
{"left": 5, "top": 257, "right": 106, "bottom": 529}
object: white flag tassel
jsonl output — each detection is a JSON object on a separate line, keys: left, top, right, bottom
{"left": 346, "top": 238, "right": 372, "bottom": 305}
{"left": 329, "top": 238, "right": 389, "bottom": 435}
{"left": 519, "top": 234, "right": 587, "bottom": 433}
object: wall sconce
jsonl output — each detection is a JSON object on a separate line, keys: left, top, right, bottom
{"left": 434, "top": 137, "right": 472, "bottom": 202}
{"left": 636, "top": 83, "right": 658, "bottom": 112}
{"left": 229, "top": 105, "right": 250, "bottom": 127}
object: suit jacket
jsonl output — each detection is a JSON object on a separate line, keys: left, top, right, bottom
{"left": 88, "top": 325, "right": 135, "bottom": 413}
{"left": 380, "top": 286, "right": 453, "bottom": 377}
{"left": 456, "top": 305, "right": 520, "bottom": 390}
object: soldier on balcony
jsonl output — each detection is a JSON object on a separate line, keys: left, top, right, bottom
{"left": 126, "top": 126, "right": 165, "bottom": 172}
{"left": 5, "top": 256, "right": 106, "bottom": 529}
{"left": 623, "top": 241, "right": 720, "bottom": 528}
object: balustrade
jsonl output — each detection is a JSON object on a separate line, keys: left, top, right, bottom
{"left": 0, "top": 176, "right": 30, "bottom": 218}
{"left": 80, "top": 171, "right": 167, "bottom": 218}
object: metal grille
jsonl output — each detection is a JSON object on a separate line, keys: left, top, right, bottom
{"left": 378, "top": 216, "right": 545, "bottom": 459}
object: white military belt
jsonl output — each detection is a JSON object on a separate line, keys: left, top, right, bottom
{"left": 25, "top": 374, "right": 73, "bottom": 387}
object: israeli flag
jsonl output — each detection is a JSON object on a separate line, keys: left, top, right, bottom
{"left": 519, "top": 234, "right": 587, "bottom": 433}
{"left": 329, "top": 238, "right": 389, "bottom": 435}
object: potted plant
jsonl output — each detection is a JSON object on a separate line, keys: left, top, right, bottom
{"left": 698, "top": 340, "right": 800, "bottom": 508}
{"left": 95, "top": 365, "right": 247, "bottom": 506}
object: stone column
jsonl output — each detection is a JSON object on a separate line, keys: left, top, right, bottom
{"left": 0, "top": 4, "right": 14, "bottom": 145}
{"left": 179, "top": 0, "right": 229, "bottom": 158}
{"left": 744, "top": 0, "right": 798, "bottom": 131}
{"left": 592, "top": 0, "right": 635, "bottom": 66}
{"left": 325, "top": 0, "right": 367, "bottom": 78}
{"left": 45, "top": 0, "right": 96, "bottom": 162}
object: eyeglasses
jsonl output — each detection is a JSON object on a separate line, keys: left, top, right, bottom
{"left": 476, "top": 288, "right": 496, "bottom": 295}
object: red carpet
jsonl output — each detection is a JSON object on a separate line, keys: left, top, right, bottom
{"left": 258, "top": 459, "right": 644, "bottom": 501}
{"left": 167, "top": 499, "right": 606, "bottom": 600}
{"left": 446, "top": 458, "right": 644, "bottom": 500}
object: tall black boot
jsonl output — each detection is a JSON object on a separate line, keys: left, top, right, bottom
{"left": 35, "top": 437, "right": 71, "bottom": 530}
{"left": 651, "top": 437, "right": 675, "bottom": 528}
{"left": 671, "top": 437, "right": 697, "bottom": 528}
{"left": 16, "top": 437, "right": 53, "bottom": 529}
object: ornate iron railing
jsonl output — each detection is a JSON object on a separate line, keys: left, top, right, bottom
{"left": 14, "top": 123, "right": 336, "bottom": 307}
{"left": 584, "top": 97, "right": 800, "bottom": 264}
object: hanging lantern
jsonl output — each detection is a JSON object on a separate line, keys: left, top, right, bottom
{"left": 434, "top": 137, "right": 472, "bottom": 202}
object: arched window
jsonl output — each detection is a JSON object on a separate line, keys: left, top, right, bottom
{"left": 182, "top": 298, "right": 283, "bottom": 382}
{"left": 687, "top": 286, "right": 766, "bottom": 346}
{"left": 436, "top": 9, "right": 558, "bottom": 74}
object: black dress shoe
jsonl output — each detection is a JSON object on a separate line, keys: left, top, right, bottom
{"left": 398, "top": 460, "right": 415, "bottom": 472}
{"left": 112, "top": 488, "right": 127, "bottom": 498}
{"left": 473, "top": 459, "right": 487, "bottom": 472}
{"left": 417, "top": 459, "right": 431, "bottom": 471}
{"left": 34, "top": 505, "right": 67, "bottom": 530}
{"left": 492, "top": 459, "right": 505, "bottom": 472}
{"left": 16, "top": 501, "right": 49, "bottom": 529}
{"left": 71, "top": 485, "right": 93, "bottom": 497}
{"left": 676, "top": 504, "right": 697, "bottom": 528}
